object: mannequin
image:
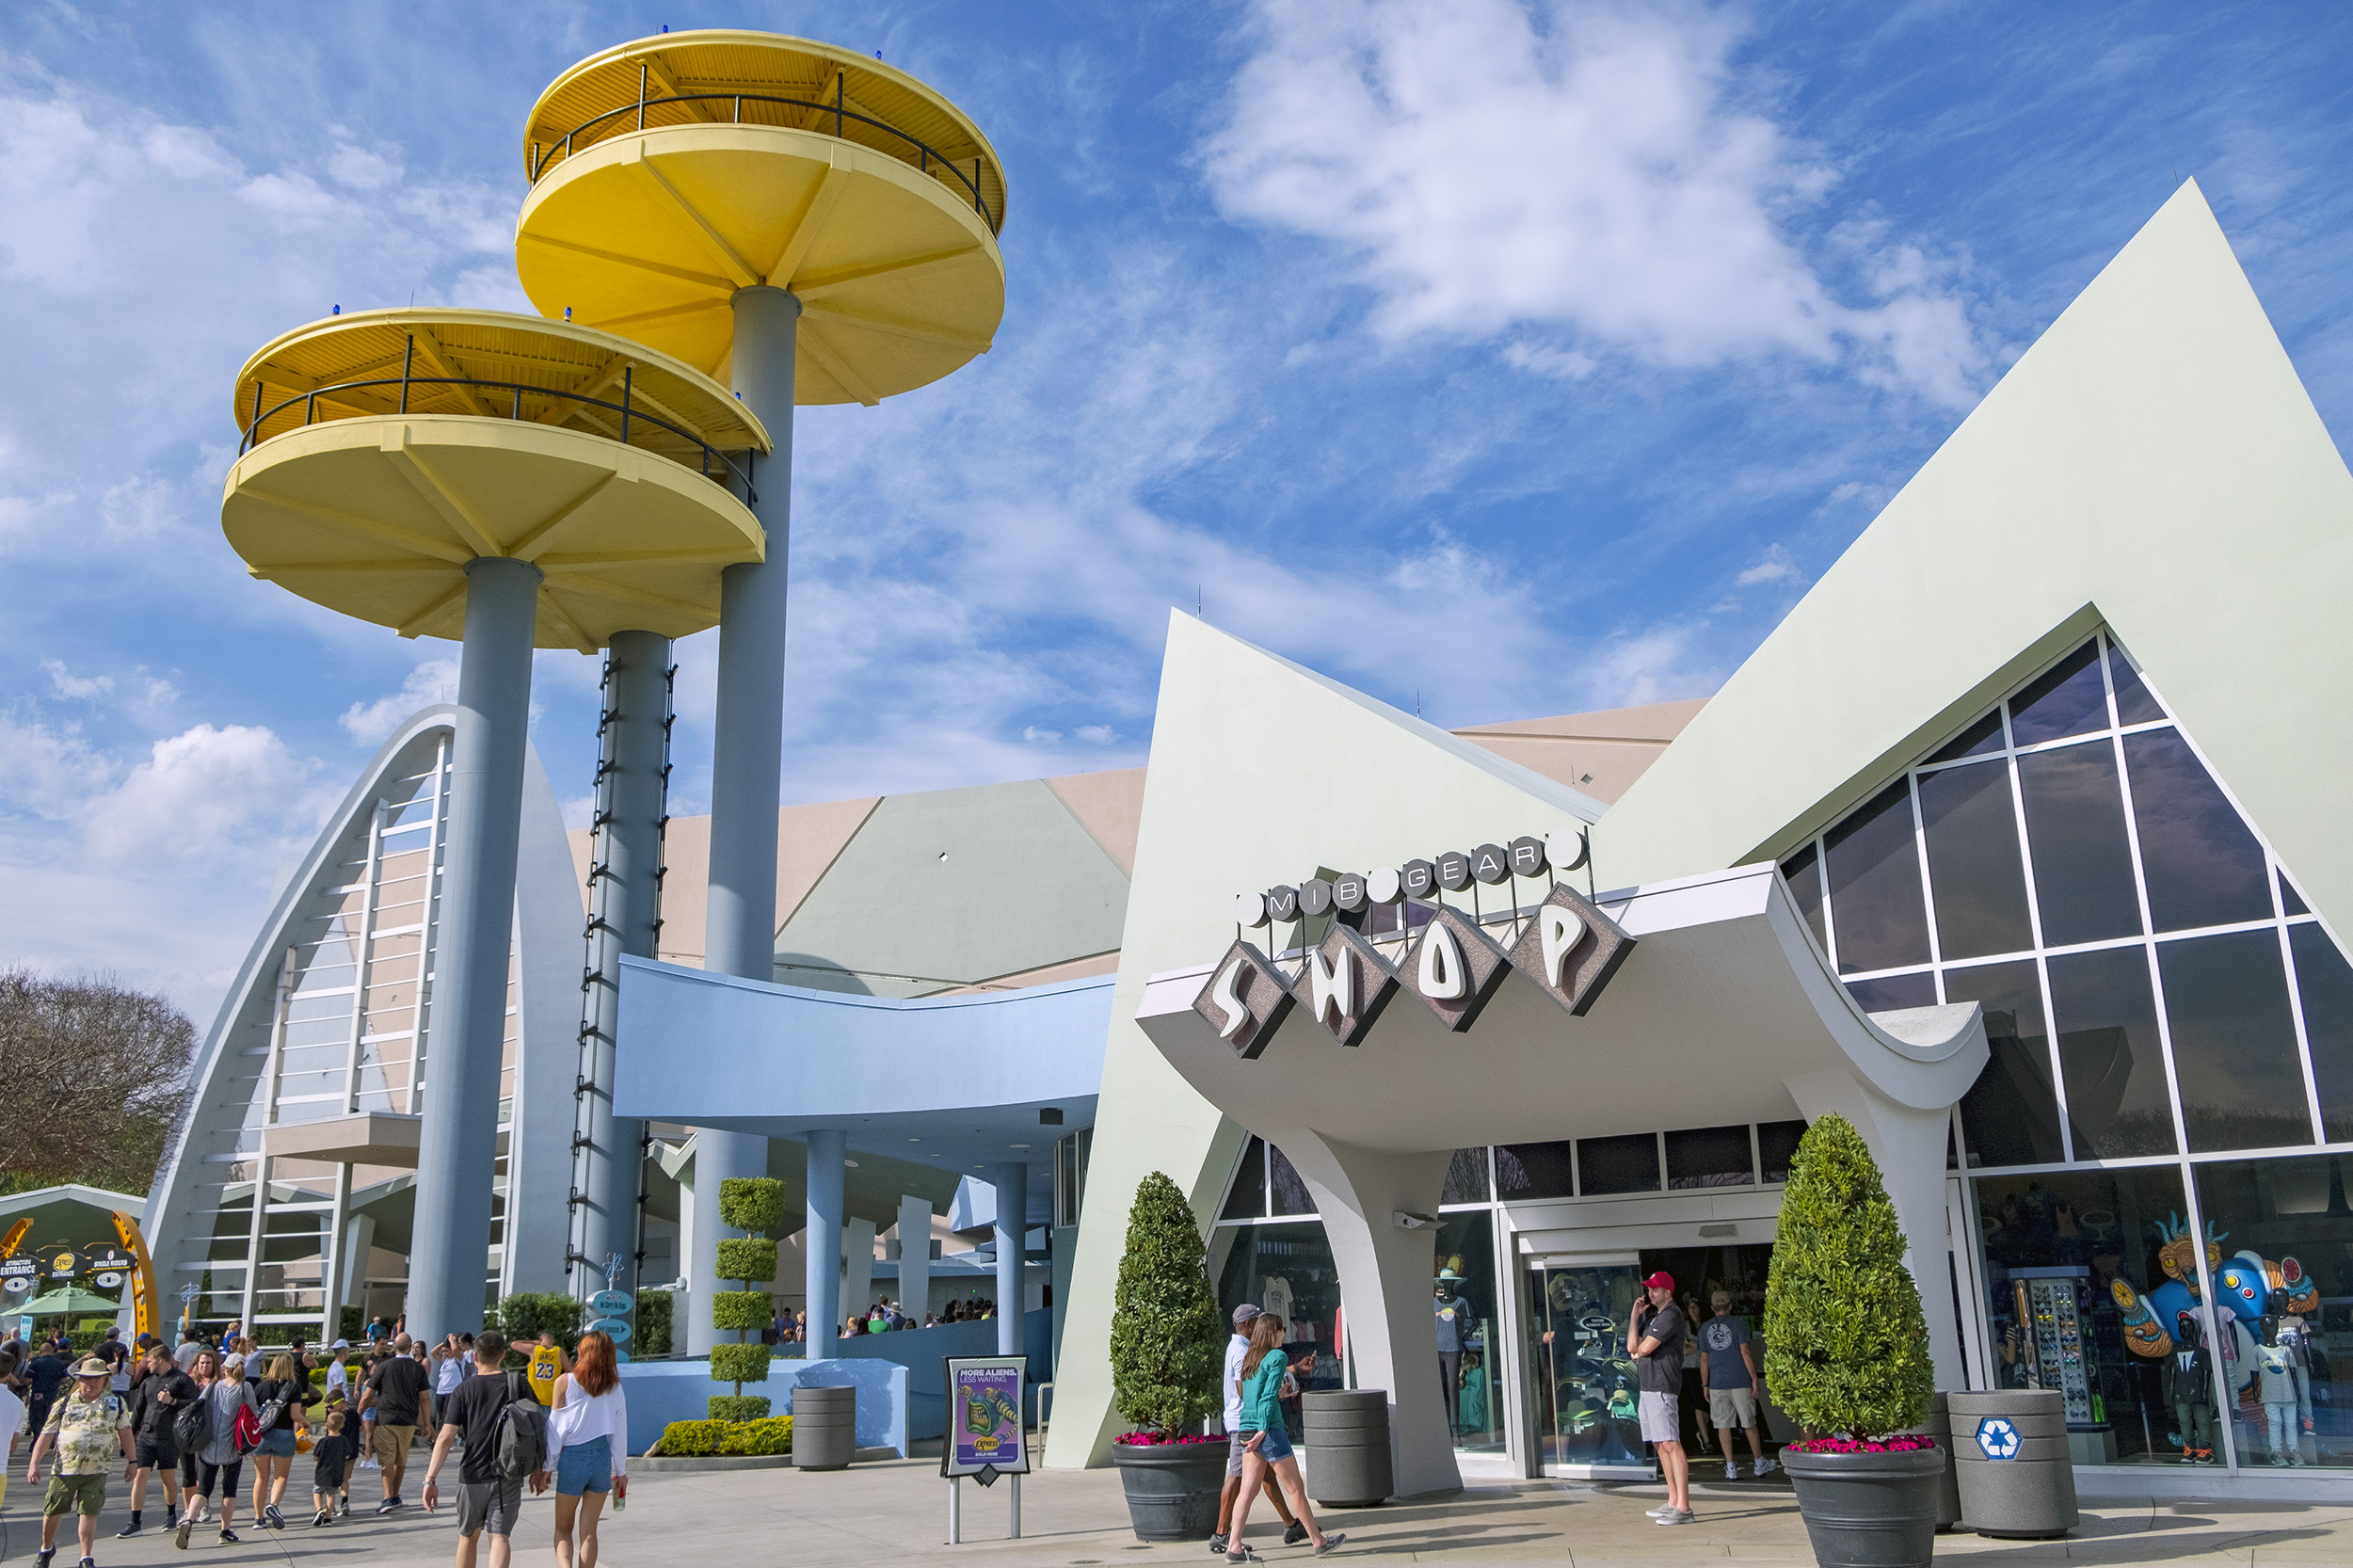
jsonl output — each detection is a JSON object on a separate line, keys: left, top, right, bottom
{"left": 2165, "top": 1311, "right": 2217, "bottom": 1464}
{"left": 1433, "top": 1268, "right": 1465, "bottom": 1429}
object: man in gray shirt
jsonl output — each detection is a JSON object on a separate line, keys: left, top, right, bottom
{"left": 1629, "top": 1271, "right": 1691, "bottom": 1526}
{"left": 1698, "top": 1290, "right": 1775, "bottom": 1480}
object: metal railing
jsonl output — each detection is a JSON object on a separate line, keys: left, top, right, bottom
{"left": 529, "top": 70, "right": 999, "bottom": 231}
{"left": 240, "top": 340, "right": 758, "bottom": 501}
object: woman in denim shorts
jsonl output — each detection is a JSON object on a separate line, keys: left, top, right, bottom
{"left": 545, "top": 1331, "right": 630, "bottom": 1568}
{"left": 1225, "top": 1315, "right": 1342, "bottom": 1561}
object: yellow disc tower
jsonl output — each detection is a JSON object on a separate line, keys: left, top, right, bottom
{"left": 512, "top": 31, "right": 1008, "bottom": 1359}
{"left": 215, "top": 29, "right": 1004, "bottom": 1340}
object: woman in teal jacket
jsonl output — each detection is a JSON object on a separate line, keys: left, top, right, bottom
{"left": 1226, "top": 1315, "right": 1341, "bottom": 1560}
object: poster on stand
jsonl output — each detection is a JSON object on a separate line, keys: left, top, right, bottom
{"left": 941, "top": 1355, "right": 1029, "bottom": 1480}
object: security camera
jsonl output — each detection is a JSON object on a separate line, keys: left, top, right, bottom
{"left": 1391, "top": 1210, "right": 1436, "bottom": 1230}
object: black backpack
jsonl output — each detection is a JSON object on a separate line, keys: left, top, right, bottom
{"left": 171, "top": 1386, "right": 208, "bottom": 1453}
{"left": 495, "top": 1373, "right": 549, "bottom": 1484}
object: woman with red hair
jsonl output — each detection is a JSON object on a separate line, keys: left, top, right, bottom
{"left": 547, "top": 1331, "right": 629, "bottom": 1568}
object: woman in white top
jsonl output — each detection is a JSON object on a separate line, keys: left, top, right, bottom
{"left": 546, "top": 1329, "right": 629, "bottom": 1568}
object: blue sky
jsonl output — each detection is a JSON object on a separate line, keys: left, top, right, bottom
{"left": 4, "top": 0, "right": 2350, "bottom": 1017}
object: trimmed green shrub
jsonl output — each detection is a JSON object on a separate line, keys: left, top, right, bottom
{"left": 718, "top": 1176, "right": 785, "bottom": 1235}
{"left": 1109, "top": 1170, "right": 1222, "bottom": 1438}
{"left": 710, "top": 1175, "right": 784, "bottom": 1419}
{"left": 340, "top": 1305, "right": 363, "bottom": 1343}
{"left": 637, "top": 1289, "right": 673, "bottom": 1357}
{"left": 497, "top": 1290, "right": 584, "bottom": 1352}
{"left": 658, "top": 1416, "right": 792, "bottom": 1456}
{"left": 1764, "top": 1112, "right": 1934, "bottom": 1440}
{"left": 709, "top": 1342, "right": 770, "bottom": 1384}
{"left": 707, "top": 1395, "right": 772, "bottom": 1423}
{"left": 715, "top": 1238, "right": 777, "bottom": 1283}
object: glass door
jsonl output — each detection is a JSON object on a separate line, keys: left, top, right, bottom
{"left": 1525, "top": 1253, "right": 1654, "bottom": 1478}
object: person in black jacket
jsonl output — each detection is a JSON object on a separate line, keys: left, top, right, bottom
{"left": 120, "top": 1346, "right": 197, "bottom": 1537}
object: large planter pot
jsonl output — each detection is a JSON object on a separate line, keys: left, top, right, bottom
{"left": 1781, "top": 1445, "right": 1945, "bottom": 1568}
{"left": 1946, "top": 1390, "right": 2077, "bottom": 1539}
{"left": 1924, "top": 1394, "right": 1961, "bottom": 1532}
{"left": 1112, "top": 1438, "right": 1227, "bottom": 1543}
{"left": 1301, "top": 1390, "right": 1392, "bottom": 1508}
{"left": 791, "top": 1384, "right": 856, "bottom": 1471}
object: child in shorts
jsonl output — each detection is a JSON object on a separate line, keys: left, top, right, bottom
{"left": 311, "top": 1412, "right": 353, "bottom": 1526}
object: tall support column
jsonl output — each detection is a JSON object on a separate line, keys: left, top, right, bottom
{"left": 691, "top": 285, "right": 802, "bottom": 1348}
{"left": 992, "top": 1162, "right": 1028, "bottom": 1357}
{"left": 804, "top": 1129, "right": 845, "bottom": 1363}
{"left": 408, "top": 555, "right": 542, "bottom": 1339}
{"left": 569, "top": 629, "right": 672, "bottom": 1299}
{"left": 897, "top": 1194, "right": 933, "bottom": 1326}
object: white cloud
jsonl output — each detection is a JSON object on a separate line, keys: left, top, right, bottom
{"left": 340, "top": 658, "right": 458, "bottom": 744}
{"left": 81, "top": 723, "right": 321, "bottom": 868}
{"left": 1074, "top": 726, "right": 1121, "bottom": 745}
{"left": 1735, "top": 543, "right": 1802, "bottom": 585}
{"left": 40, "top": 658, "right": 112, "bottom": 699}
{"left": 1203, "top": 0, "right": 1989, "bottom": 406}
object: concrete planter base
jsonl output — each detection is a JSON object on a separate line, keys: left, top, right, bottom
{"left": 1781, "top": 1446, "right": 1945, "bottom": 1568}
{"left": 1112, "top": 1439, "right": 1227, "bottom": 1543}
{"left": 635, "top": 1445, "right": 901, "bottom": 1473}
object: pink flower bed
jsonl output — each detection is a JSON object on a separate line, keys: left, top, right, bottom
{"left": 1785, "top": 1433, "right": 1940, "bottom": 1455}
{"left": 1114, "top": 1431, "right": 1223, "bottom": 1446}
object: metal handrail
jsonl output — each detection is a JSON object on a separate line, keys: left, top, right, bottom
{"left": 238, "top": 368, "right": 758, "bottom": 502}
{"left": 528, "top": 80, "right": 998, "bottom": 230}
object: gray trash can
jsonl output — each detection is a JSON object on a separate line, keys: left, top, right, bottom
{"left": 1924, "top": 1393, "right": 1961, "bottom": 1532}
{"left": 1300, "top": 1390, "right": 1392, "bottom": 1507}
{"left": 792, "top": 1384, "right": 857, "bottom": 1471}
{"left": 1948, "top": 1390, "right": 2078, "bottom": 1539}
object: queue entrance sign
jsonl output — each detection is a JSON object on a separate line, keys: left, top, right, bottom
{"left": 942, "top": 1354, "right": 1028, "bottom": 1544}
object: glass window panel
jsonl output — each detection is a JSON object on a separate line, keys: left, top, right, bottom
{"left": 2047, "top": 946, "right": 2177, "bottom": 1158}
{"left": 1929, "top": 712, "right": 2005, "bottom": 763}
{"left": 1825, "top": 780, "right": 1930, "bottom": 974}
{"left": 1757, "top": 1120, "right": 1806, "bottom": 1183}
{"left": 2159, "top": 930, "right": 2311, "bottom": 1153}
{"left": 2018, "top": 743, "right": 2144, "bottom": 946}
{"left": 2123, "top": 728, "right": 2270, "bottom": 933}
{"left": 1577, "top": 1133, "right": 1659, "bottom": 1195}
{"left": 1221, "top": 1136, "right": 1267, "bottom": 1221}
{"left": 1847, "top": 972, "right": 1937, "bottom": 1012}
{"left": 1270, "top": 1143, "right": 1318, "bottom": 1215}
{"left": 1664, "top": 1126, "right": 1753, "bottom": 1189}
{"left": 2281, "top": 875, "right": 2311, "bottom": 918}
{"left": 1919, "top": 759, "right": 2036, "bottom": 959}
{"left": 2188, "top": 1156, "right": 2352, "bottom": 1469}
{"left": 1946, "top": 960, "right": 2066, "bottom": 1167}
{"left": 1212, "top": 1219, "right": 1346, "bottom": 1434}
{"left": 1782, "top": 842, "right": 1827, "bottom": 953}
{"left": 2291, "top": 923, "right": 2353, "bottom": 1143}
{"left": 2009, "top": 642, "right": 2109, "bottom": 745}
{"left": 1443, "top": 1146, "right": 1492, "bottom": 1205}
{"left": 1494, "top": 1141, "right": 1574, "bottom": 1202}
{"left": 2105, "top": 642, "right": 2167, "bottom": 726}
{"left": 1971, "top": 1165, "right": 2188, "bottom": 1464}
{"left": 1433, "top": 1212, "right": 1503, "bottom": 1456}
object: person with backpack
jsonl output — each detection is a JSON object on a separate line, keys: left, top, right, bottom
{"left": 177, "top": 1348, "right": 260, "bottom": 1548}
{"left": 422, "top": 1332, "right": 549, "bottom": 1568}
{"left": 26, "top": 1355, "right": 134, "bottom": 1568}
{"left": 120, "top": 1346, "right": 197, "bottom": 1538}
{"left": 248, "top": 1351, "right": 314, "bottom": 1528}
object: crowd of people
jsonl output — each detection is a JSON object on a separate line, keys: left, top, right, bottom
{"left": 0, "top": 1319, "right": 629, "bottom": 1568}
{"left": 758, "top": 1293, "right": 999, "bottom": 1345}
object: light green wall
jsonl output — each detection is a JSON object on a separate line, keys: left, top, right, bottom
{"left": 1595, "top": 183, "right": 2353, "bottom": 944}
{"left": 1045, "top": 612, "right": 1602, "bottom": 1466}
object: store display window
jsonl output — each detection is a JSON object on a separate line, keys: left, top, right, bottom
{"left": 2189, "top": 1156, "right": 2351, "bottom": 1469}
{"left": 1211, "top": 1221, "right": 1344, "bottom": 1441}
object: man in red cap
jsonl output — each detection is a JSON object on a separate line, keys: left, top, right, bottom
{"left": 1628, "top": 1272, "right": 1692, "bottom": 1526}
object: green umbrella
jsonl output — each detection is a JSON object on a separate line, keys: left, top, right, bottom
{"left": 18, "top": 1287, "right": 121, "bottom": 1317}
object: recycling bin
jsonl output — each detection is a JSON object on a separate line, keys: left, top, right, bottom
{"left": 792, "top": 1384, "right": 857, "bottom": 1471}
{"left": 1947, "top": 1390, "right": 2078, "bottom": 1539}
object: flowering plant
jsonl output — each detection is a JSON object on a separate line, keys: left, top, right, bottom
{"left": 1114, "top": 1431, "right": 1222, "bottom": 1446}
{"left": 1784, "top": 1433, "right": 1939, "bottom": 1455}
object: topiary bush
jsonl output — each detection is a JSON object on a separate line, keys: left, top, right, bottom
{"left": 1763, "top": 1112, "right": 1934, "bottom": 1441}
{"left": 1109, "top": 1170, "right": 1222, "bottom": 1439}
{"left": 637, "top": 1289, "right": 673, "bottom": 1357}
{"left": 707, "top": 1395, "right": 772, "bottom": 1423}
{"left": 711, "top": 1176, "right": 783, "bottom": 1420}
{"left": 659, "top": 1416, "right": 792, "bottom": 1456}
{"left": 497, "top": 1290, "right": 584, "bottom": 1352}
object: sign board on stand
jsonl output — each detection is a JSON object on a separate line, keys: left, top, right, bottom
{"left": 941, "top": 1354, "right": 1028, "bottom": 1544}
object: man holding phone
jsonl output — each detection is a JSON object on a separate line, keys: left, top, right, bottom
{"left": 1628, "top": 1271, "right": 1692, "bottom": 1527}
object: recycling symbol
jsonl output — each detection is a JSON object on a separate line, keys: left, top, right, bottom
{"left": 1976, "top": 1416, "right": 2022, "bottom": 1460}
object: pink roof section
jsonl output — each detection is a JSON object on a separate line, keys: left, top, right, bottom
{"left": 568, "top": 697, "right": 1705, "bottom": 966}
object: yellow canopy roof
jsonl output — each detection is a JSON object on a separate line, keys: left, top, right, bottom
{"left": 524, "top": 30, "right": 1007, "bottom": 235}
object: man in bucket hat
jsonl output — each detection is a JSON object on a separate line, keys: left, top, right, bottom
{"left": 27, "top": 1355, "right": 133, "bottom": 1568}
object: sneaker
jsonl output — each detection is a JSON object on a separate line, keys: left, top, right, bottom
{"left": 117, "top": 1521, "right": 144, "bottom": 1538}
{"left": 33, "top": 1551, "right": 55, "bottom": 1568}
{"left": 175, "top": 1518, "right": 193, "bottom": 1551}
{"left": 1313, "top": 1533, "right": 1346, "bottom": 1556}
{"left": 1654, "top": 1509, "right": 1694, "bottom": 1527}
{"left": 265, "top": 1505, "right": 286, "bottom": 1528}
{"left": 2290, "top": 1454, "right": 2306, "bottom": 1467}
{"left": 1753, "top": 1457, "right": 1777, "bottom": 1479}
{"left": 1725, "top": 1461, "right": 1739, "bottom": 1480}
{"left": 2270, "top": 1453, "right": 2288, "bottom": 1467}
{"left": 337, "top": 1498, "right": 350, "bottom": 1518}
{"left": 375, "top": 1496, "right": 401, "bottom": 1514}
{"left": 312, "top": 1512, "right": 330, "bottom": 1528}
{"left": 78, "top": 1558, "right": 96, "bottom": 1568}
{"left": 218, "top": 1530, "right": 240, "bottom": 1544}
{"left": 1225, "top": 1552, "right": 1259, "bottom": 1565}
{"left": 1285, "top": 1522, "right": 1310, "bottom": 1546}
{"left": 1207, "top": 1535, "right": 1226, "bottom": 1555}
{"left": 1645, "top": 1504, "right": 1677, "bottom": 1517}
